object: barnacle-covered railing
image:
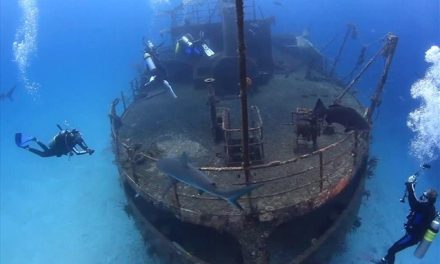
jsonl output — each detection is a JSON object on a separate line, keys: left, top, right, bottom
{"left": 110, "top": 106, "right": 367, "bottom": 221}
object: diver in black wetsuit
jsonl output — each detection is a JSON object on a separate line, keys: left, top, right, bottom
{"left": 379, "top": 175, "right": 437, "bottom": 264}
{"left": 16, "top": 128, "right": 94, "bottom": 158}
{"left": 143, "top": 40, "right": 177, "bottom": 98}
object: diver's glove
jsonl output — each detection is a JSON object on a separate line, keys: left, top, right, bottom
{"left": 87, "top": 149, "right": 95, "bottom": 155}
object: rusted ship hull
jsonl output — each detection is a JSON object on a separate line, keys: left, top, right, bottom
{"left": 117, "top": 152, "right": 368, "bottom": 264}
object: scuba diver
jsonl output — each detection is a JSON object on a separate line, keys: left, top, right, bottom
{"left": 15, "top": 125, "right": 94, "bottom": 158}
{"left": 175, "top": 32, "right": 215, "bottom": 58}
{"left": 143, "top": 40, "right": 177, "bottom": 99}
{"left": 0, "top": 85, "right": 16, "bottom": 102}
{"left": 378, "top": 175, "right": 438, "bottom": 263}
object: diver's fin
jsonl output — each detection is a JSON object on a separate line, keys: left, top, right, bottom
{"left": 163, "top": 80, "right": 178, "bottom": 99}
{"left": 161, "top": 178, "right": 178, "bottom": 197}
{"left": 15, "top": 133, "right": 35, "bottom": 148}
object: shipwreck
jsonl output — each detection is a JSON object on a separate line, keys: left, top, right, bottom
{"left": 109, "top": 1, "right": 398, "bottom": 263}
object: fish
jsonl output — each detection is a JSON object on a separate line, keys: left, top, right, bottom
{"left": 284, "top": 35, "right": 317, "bottom": 51}
{"left": 0, "top": 85, "right": 16, "bottom": 102}
{"left": 157, "top": 152, "right": 263, "bottom": 210}
{"left": 313, "top": 98, "right": 370, "bottom": 132}
{"left": 295, "top": 35, "right": 315, "bottom": 49}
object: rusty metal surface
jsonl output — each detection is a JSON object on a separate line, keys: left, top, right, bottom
{"left": 115, "top": 71, "right": 368, "bottom": 232}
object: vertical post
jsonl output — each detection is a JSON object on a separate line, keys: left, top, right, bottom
{"left": 353, "top": 131, "right": 358, "bottom": 166}
{"left": 172, "top": 184, "right": 181, "bottom": 212}
{"left": 366, "top": 34, "right": 399, "bottom": 121}
{"left": 120, "top": 91, "right": 127, "bottom": 112}
{"left": 124, "top": 145, "right": 138, "bottom": 183}
{"left": 319, "top": 151, "right": 324, "bottom": 192}
{"left": 130, "top": 80, "right": 136, "bottom": 100}
{"left": 108, "top": 114, "right": 115, "bottom": 140}
{"left": 108, "top": 106, "right": 117, "bottom": 157}
{"left": 109, "top": 99, "right": 116, "bottom": 140}
{"left": 235, "top": 0, "right": 251, "bottom": 186}
{"left": 205, "top": 78, "right": 218, "bottom": 142}
{"left": 131, "top": 161, "right": 138, "bottom": 183}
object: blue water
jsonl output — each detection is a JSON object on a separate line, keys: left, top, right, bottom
{"left": 1, "top": 0, "right": 439, "bottom": 263}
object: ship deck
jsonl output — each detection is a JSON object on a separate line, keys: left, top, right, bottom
{"left": 115, "top": 68, "right": 368, "bottom": 226}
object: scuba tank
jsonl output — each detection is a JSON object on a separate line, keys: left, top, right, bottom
{"left": 143, "top": 40, "right": 156, "bottom": 71}
{"left": 143, "top": 52, "right": 156, "bottom": 72}
{"left": 414, "top": 214, "right": 439, "bottom": 258}
{"left": 180, "top": 34, "right": 194, "bottom": 47}
{"left": 175, "top": 34, "right": 193, "bottom": 54}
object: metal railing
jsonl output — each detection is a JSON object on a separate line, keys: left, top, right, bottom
{"left": 221, "top": 106, "right": 265, "bottom": 165}
{"left": 110, "top": 102, "right": 367, "bottom": 217}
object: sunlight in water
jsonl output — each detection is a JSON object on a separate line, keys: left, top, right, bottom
{"left": 12, "top": 0, "right": 40, "bottom": 97}
{"left": 150, "top": 0, "right": 170, "bottom": 4}
{"left": 178, "top": 0, "right": 202, "bottom": 4}
{"left": 150, "top": 0, "right": 201, "bottom": 5}
{"left": 407, "top": 45, "right": 440, "bottom": 162}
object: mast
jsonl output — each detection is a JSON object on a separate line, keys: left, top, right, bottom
{"left": 234, "top": 0, "right": 251, "bottom": 185}
{"left": 365, "top": 34, "right": 398, "bottom": 121}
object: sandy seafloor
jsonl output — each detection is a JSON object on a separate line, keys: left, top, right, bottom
{"left": 1, "top": 0, "right": 439, "bottom": 264}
